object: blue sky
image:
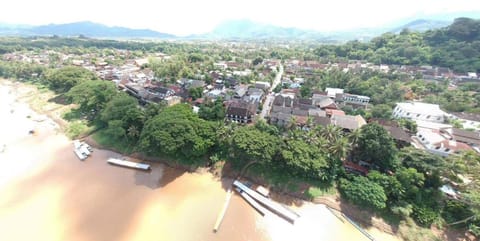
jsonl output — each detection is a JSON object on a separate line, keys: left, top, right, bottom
{"left": 1, "top": 0, "right": 479, "bottom": 35}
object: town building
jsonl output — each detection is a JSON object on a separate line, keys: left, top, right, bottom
{"left": 393, "top": 102, "right": 448, "bottom": 123}
{"left": 225, "top": 100, "right": 258, "bottom": 123}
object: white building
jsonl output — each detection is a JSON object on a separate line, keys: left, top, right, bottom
{"left": 325, "top": 88, "right": 344, "bottom": 99}
{"left": 254, "top": 81, "right": 271, "bottom": 91}
{"left": 415, "top": 129, "right": 472, "bottom": 157}
{"left": 449, "top": 112, "right": 480, "bottom": 131}
{"left": 393, "top": 102, "right": 447, "bottom": 123}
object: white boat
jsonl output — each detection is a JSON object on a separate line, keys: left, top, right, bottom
{"left": 73, "top": 140, "right": 82, "bottom": 149}
{"left": 74, "top": 149, "right": 87, "bottom": 161}
{"left": 73, "top": 140, "right": 93, "bottom": 157}
{"left": 107, "top": 158, "right": 151, "bottom": 171}
{"left": 79, "top": 145, "right": 91, "bottom": 156}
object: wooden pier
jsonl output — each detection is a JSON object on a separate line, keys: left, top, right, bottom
{"left": 233, "top": 180, "right": 299, "bottom": 223}
{"left": 107, "top": 158, "right": 150, "bottom": 171}
{"left": 213, "top": 189, "right": 233, "bottom": 233}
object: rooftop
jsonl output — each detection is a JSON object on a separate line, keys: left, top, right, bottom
{"left": 396, "top": 102, "right": 446, "bottom": 116}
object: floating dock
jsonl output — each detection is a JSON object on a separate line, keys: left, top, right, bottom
{"left": 233, "top": 180, "right": 299, "bottom": 223}
{"left": 107, "top": 158, "right": 151, "bottom": 171}
{"left": 213, "top": 189, "right": 233, "bottom": 233}
{"left": 235, "top": 188, "right": 268, "bottom": 216}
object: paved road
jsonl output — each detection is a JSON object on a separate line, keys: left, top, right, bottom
{"left": 259, "top": 64, "right": 283, "bottom": 120}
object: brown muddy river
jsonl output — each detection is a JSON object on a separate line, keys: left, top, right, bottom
{"left": 0, "top": 83, "right": 394, "bottom": 241}
{"left": 0, "top": 132, "right": 268, "bottom": 241}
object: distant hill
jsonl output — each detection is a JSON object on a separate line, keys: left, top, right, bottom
{"left": 192, "top": 19, "right": 327, "bottom": 40}
{"left": 390, "top": 19, "right": 450, "bottom": 33}
{"left": 192, "top": 19, "right": 451, "bottom": 41}
{"left": 0, "top": 21, "right": 176, "bottom": 39}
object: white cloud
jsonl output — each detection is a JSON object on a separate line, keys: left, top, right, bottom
{"left": 1, "top": 0, "right": 479, "bottom": 35}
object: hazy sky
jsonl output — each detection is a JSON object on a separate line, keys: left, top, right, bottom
{"left": 1, "top": 0, "right": 479, "bottom": 35}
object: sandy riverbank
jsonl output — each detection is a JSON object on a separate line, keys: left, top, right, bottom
{"left": 0, "top": 80, "right": 401, "bottom": 241}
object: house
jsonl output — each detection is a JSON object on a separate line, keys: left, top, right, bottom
{"left": 336, "top": 93, "right": 370, "bottom": 109}
{"left": 308, "top": 109, "right": 327, "bottom": 117}
{"left": 280, "top": 89, "right": 299, "bottom": 99}
{"left": 393, "top": 102, "right": 447, "bottom": 123}
{"left": 233, "top": 85, "right": 248, "bottom": 98}
{"left": 383, "top": 125, "right": 412, "bottom": 147}
{"left": 214, "top": 83, "right": 225, "bottom": 91}
{"left": 313, "top": 116, "right": 331, "bottom": 127}
{"left": 444, "top": 128, "right": 480, "bottom": 147}
{"left": 343, "top": 161, "right": 369, "bottom": 175}
{"left": 313, "top": 97, "right": 338, "bottom": 110}
{"left": 325, "top": 88, "right": 344, "bottom": 98}
{"left": 206, "top": 89, "right": 224, "bottom": 99}
{"left": 295, "top": 98, "right": 315, "bottom": 110}
{"left": 369, "top": 118, "right": 411, "bottom": 147}
{"left": 270, "top": 112, "right": 293, "bottom": 126}
{"left": 225, "top": 100, "right": 257, "bottom": 123}
{"left": 331, "top": 115, "right": 366, "bottom": 131}
{"left": 449, "top": 112, "right": 480, "bottom": 131}
{"left": 255, "top": 81, "right": 271, "bottom": 91}
{"left": 326, "top": 109, "right": 345, "bottom": 117}
{"left": 179, "top": 79, "right": 205, "bottom": 89}
{"left": 415, "top": 129, "right": 473, "bottom": 156}
{"left": 246, "top": 88, "right": 264, "bottom": 103}
{"left": 145, "top": 86, "right": 175, "bottom": 100}
{"left": 164, "top": 96, "right": 182, "bottom": 106}
{"left": 225, "top": 77, "right": 239, "bottom": 87}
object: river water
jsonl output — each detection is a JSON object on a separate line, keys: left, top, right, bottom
{"left": 0, "top": 82, "right": 393, "bottom": 241}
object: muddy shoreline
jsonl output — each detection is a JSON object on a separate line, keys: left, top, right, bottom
{"left": 0, "top": 78, "right": 403, "bottom": 241}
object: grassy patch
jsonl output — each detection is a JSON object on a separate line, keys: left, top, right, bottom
{"left": 398, "top": 219, "right": 442, "bottom": 241}
{"left": 303, "top": 184, "right": 337, "bottom": 200}
{"left": 65, "top": 120, "right": 93, "bottom": 139}
{"left": 92, "top": 130, "right": 135, "bottom": 154}
{"left": 245, "top": 163, "right": 338, "bottom": 199}
{"left": 62, "top": 108, "right": 85, "bottom": 121}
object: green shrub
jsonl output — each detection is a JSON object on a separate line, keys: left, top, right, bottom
{"left": 412, "top": 205, "right": 439, "bottom": 227}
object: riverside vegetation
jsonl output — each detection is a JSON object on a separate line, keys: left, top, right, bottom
{"left": 1, "top": 18, "right": 480, "bottom": 240}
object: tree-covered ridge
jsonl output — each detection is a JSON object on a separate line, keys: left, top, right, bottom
{"left": 314, "top": 18, "right": 480, "bottom": 73}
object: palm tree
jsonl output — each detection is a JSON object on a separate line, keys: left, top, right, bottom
{"left": 286, "top": 116, "right": 297, "bottom": 131}
{"left": 348, "top": 128, "right": 362, "bottom": 148}
{"left": 305, "top": 116, "right": 314, "bottom": 130}
{"left": 317, "top": 124, "right": 343, "bottom": 143}
{"left": 127, "top": 125, "right": 140, "bottom": 141}
{"left": 329, "top": 137, "right": 351, "bottom": 161}
{"left": 304, "top": 129, "right": 318, "bottom": 145}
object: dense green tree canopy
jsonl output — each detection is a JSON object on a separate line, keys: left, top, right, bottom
{"left": 100, "top": 93, "right": 140, "bottom": 125}
{"left": 66, "top": 80, "right": 117, "bottom": 114}
{"left": 227, "top": 126, "right": 280, "bottom": 166}
{"left": 356, "top": 123, "right": 399, "bottom": 171}
{"left": 44, "top": 66, "right": 98, "bottom": 92}
{"left": 339, "top": 176, "right": 387, "bottom": 210}
{"left": 198, "top": 99, "right": 225, "bottom": 121}
{"left": 370, "top": 104, "right": 393, "bottom": 119}
{"left": 138, "top": 104, "right": 216, "bottom": 160}
{"left": 281, "top": 138, "right": 329, "bottom": 178}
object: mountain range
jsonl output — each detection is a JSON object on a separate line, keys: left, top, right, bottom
{"left": 0, "top": 18, "right": 465, "bottom": 41}
{"left": 0, "top": 21, "right": 175, "bottom": 39}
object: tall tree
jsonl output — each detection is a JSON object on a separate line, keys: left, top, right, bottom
{"left": 227, "top": 126, "right": 280, "bottom": 167}
{"left": 138, "top": 104, "right": 216, "bottom": 161}
{"left": 66, "top": 80, "right": 117, "bottom": 115}
{"left": 44, "top": 66, "right": 98, "bottom": 92}
{"left": 356, "top": 123, "right": 399, "bottom": 171}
